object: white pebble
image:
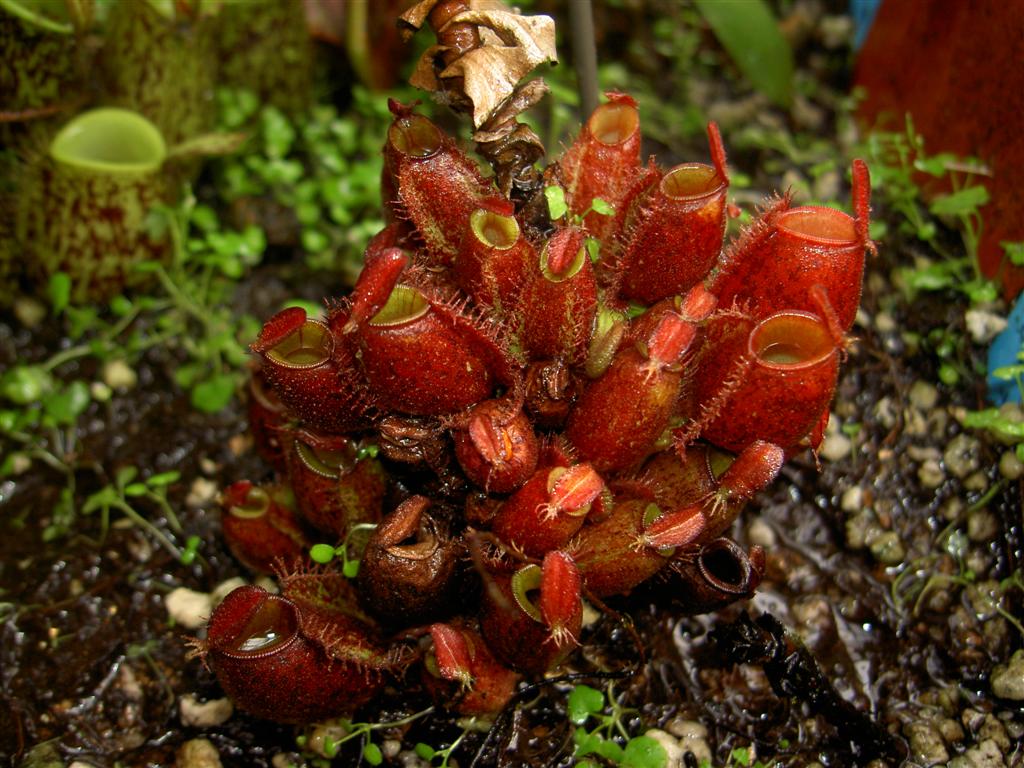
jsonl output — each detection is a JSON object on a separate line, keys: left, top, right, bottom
{"left": 840, "top": 486, "right": 863, "bottom": 513}
{"left": 102, "top": 359, "right": 138, "bottom": 390}
{"left": 165, "top": 587, "right": 213, "bottom": 630}
{"left": 186, "top": 477, "right": 219, "bottom": 508}
{"left": 176, "top": 738, "right": 223, "bottom": 768}
{"left": 180, "top": 694, "right": 234, "bottom": 727}
{"left": 964, "top": 308, "right": 1007, "bottom": 344}
{"left": 908, "top": 380, "right": 939, "bottom": 411}
{"left": 820, "top": 432, "right": 852, "bottom": 462}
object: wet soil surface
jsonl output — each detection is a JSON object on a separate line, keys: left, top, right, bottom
{"left": 1, "top": 245, "right": 1022, "bottom": 768}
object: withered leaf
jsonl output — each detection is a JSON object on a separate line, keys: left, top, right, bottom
{"left": 444, "top": 8, "right": 557, "bottom": 128}
{"left": 401, "top": 0, "right": 557, "bottom": 129}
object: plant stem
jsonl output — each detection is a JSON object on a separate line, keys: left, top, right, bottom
{"left": 569, "top": 0, "right": 599, "bottom": 119}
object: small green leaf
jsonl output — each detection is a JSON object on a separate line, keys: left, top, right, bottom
{"left": 191, "top": 374, "right": 236, "bottom": 413}
{"left": 116, "top": 466, "right": 138, "bottom": 487}
{"left": 622, "top": 736, "right": 668, "bottom": 768}
{"left": 147, "top": 471, "right": 181, "bottom": 487}
{"left": 363, "top": 742, "right": 383, "bottom": 766}
{"left": 730, "top": 747, "right": 751, "bottom": 766}
{"left": 343, "top": 558, "right": 361, "bottom": 579}
{"left": 596, "top": 738, "right": 625, "bottom": 762}
{"left": 573, "top": 728, "right": 603, "bottom": 758}
{"left": 310, "top": 544, "right": 336, "bottom": 564}
{"left": 585, "top": 238, "right": 601, "bottom": 264}
{"left": 414, "top": 743, "right": 436, "bottom": 760}
{"left": 929, "top": 185, "right": 990, "bottom": 217}
{"left": 590, "top": 197, "right": 614, "bottom": 216}
{"left": 545, "top": 185, "right": 568, "bottom": 220}
{"left": 83, "top": 486, "right": 119, "bottom": 514}
{"left": 48, "top": 273, "right": 71, "bottom": 314}
{"left": 1, "top": 366, "right": 54, "bottom": 404}
{"left": 938, "top": 363, "right": 960, "bottom": 386}
{"left": 568, "top": 684, "right": 605, "bottom": 724}
{"left": 124, "top": 483, "right": 148, "bottom": 497}
{"left": 43, "top": 380, "right": 90, "bottom": 425}
{"left": 301, "top": 228, "right": 330, "bottom": 253}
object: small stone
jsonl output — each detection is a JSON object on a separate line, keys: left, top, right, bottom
{"left": 846, "top": 510, "right": 878, "bottom": 550}
{"left": 820, "top": 431, "right": 852, "bottom": 462}
{"left": 964, "top": 470, "right": 989, "bottom": 493}
{"left": 965, "top": 308, "right": 1008, "bottom": 344}
{"left": 13, "top": 296, "right": 47, "bottom": 328}
{"left": 874, "top": 310, "right": 897, "bottom": 333}
{"left": 791, "top": 595, "right": 837, "bottom": 653}
{"left": 990, "top": 649, "right": 1024, "bottom": 700}
{"left": 165, "top": 587, "right": 213, "bottom": 630}
{"left": 187, "top": 477, "right": 218, "bottom": 508}
{"left": 665, "top": 718, "right": 712, "bottom": 765}
{"left": 944, "top": 434, "right": 981, "bottom": 479}
{"left": 747, "top": 517, "right": 777, "bottom": 548}
{"left": 176, "top": 738, "right": 222, "bottom": 768}
{"left": 936, "top": 717, "right": 965, "bottom": 745}
{"left": 874, "top": 397, "right": 898, "bottom": 430}
{"left": 382, "top": 740, "right": 403, "bottom": 759}
{"left": 967, "top": 509, "right": 999, "bottom": 543}
{"left": 918, "top": 459, "right": 946, "bottom": 489}
{"left": 978, "top": 713, "right": 1010, "bottom": 751}
{"left": 228, "top": 433, "right": 252, "bottom": 456}
{"left": 643, "top": 729, "right": 684, "bottom": 768}
{"left": 908, "top": 445, "right": 942, "bottom": 462}
{"left": 868, "top": 530, "right": 905, "bottom": 566}
{"left": 941, "top": 497, "right": 964, "bottom": 522}
{"left": 6, "top": 453, "right": 31, "bottom": 476}
{"left": 102, "top": 359, "right": 138, "bottom": 391}
{"left": 947, "top": 739, "right": 1007, "bottom": 768}
{"left": 200, "top": 457, "right": 219, "bottom": 475}
{"left": 90, "top": 381, "right": 112, "bottom": 402}
{"left": 908, "top": 380, "right": 940, "bottom": 411}
{"left": 904, "top": 721, "right": 949, "bottom": 766}
{"left": 998, "top": 450, "right": 1024, "bottom": 480}
{"left": 180, "top": 694, "right": 234, "bottom": 727}
{"left": 840, "top": 486, "right": 863, "bottom": 513}
{"left": 272, "top": 755, "right": 301, "bottom": 768}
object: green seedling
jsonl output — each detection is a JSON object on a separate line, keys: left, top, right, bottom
{"left": 294, "top": 708, "right": 433, "bottom": 767}
{"left": 568, "top": 683, "right": 668, "bottom": 768}
{"left": 214, "top": 85, "right": 404, "bottom": 280}
{"left": 310, "top": 523, "right": 380, "bottom": 578}
{"left": 81, "top": 467, "right": 194, "bottom": 562}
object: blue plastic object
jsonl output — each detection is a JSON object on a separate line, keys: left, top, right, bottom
{"left": 850, "top": 0, "right": 882, "bottom": 51}
{"left": 987, "top": 296, "right": 1024, "bottom": 405}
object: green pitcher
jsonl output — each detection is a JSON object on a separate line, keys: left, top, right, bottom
{"left": 100, "top": 0, "right": 217, "bottom": 145}
{"left": 0, "top": 0, "right": 90, "bottom": 118}
{"left": 21, "top": 108, "right": 173, "bottom": 303}
{"left": 217, "top": 0, "right": 313, "bottom": 115}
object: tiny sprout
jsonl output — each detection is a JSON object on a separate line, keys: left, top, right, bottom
{"left": 545, "top": 185, "right": 568, "bottom": 220}
{"left": 310, "top": 543, "right": 337, "bottom": 564}
{"left": 180, "top": 535, "right": 202, "bottom": 565}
